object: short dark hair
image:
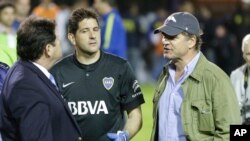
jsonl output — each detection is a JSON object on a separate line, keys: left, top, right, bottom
{"left": 17, "top": 16, "right": 56, "bottom": 61}
{"left": 182, "top": 32, "right": 203, "bottom": 50}
{"left": 0, "top": 1, "right": 15, "bottom": 13}
{"left": 68, "top": 8, "right": 99, "bottom": 34}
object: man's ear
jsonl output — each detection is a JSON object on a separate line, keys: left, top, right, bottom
{"left": 68, "top": 33, "right": 76, "bottom": 45}
{"left": 188, "top": 36, "right": 196, "bottom": 49}
{"left": 44, "top": 44, "right": 53, "bottom": 57}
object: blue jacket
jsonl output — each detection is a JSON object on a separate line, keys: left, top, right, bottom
{"left": 101, "top": 9, "right": 127, "bottom": 59}
{"left": 0, "top": 62, "right": 9, "bottom": 141}
{"left": 0, "top": 62, "right": 9, "bottom": 92}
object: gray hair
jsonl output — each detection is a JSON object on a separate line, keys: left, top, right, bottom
{"left": 242, "top": 34, "right": 250, "bottom": 52}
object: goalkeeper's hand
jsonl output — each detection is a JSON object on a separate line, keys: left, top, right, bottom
{"left": 107, "top": 130, "right": 129, "bottom": 141}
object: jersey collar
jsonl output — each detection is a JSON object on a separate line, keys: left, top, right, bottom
{"left": 73, "top": 51, "right": 104, "bottom": 71}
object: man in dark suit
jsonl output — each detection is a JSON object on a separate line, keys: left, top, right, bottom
{"left": 0, "top": 16, "right": 83, "bottom": 141}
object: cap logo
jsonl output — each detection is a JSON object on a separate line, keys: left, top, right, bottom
{"left": 103, "top": 77, "right": 114, "bottom": 90}
{"left": 166, "top": 15, "right": 176, "bottom": 23}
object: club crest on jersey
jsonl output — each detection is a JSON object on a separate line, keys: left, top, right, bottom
{"left": 102, "top": 77, "right": 114, "bottom": 90}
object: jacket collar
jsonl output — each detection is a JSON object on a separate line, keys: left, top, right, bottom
{"left": 163, "top": 53, "right": 208, "bottom": 82}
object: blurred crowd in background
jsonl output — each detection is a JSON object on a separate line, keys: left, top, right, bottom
{"left": 1, "top": 0, "right": 250, "bottom": 83}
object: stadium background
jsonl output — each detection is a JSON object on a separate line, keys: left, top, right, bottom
{"left": 0, "top": 0, "right": 250, "bottom": 141}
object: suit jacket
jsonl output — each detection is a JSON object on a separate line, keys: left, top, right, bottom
{"left": 0, "top": 60, "right": 82, "bottom": 141}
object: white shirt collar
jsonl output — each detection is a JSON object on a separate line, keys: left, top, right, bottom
{"left": 32, "top": 62, "right": 51, "bottom": 79}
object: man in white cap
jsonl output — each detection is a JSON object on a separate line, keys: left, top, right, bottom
{"left": 151, "top": 12, "right": 241, "bottom": 141}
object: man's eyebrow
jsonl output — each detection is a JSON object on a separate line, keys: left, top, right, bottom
{"left": 79, "top": 26, "right": 99, "bottom": 30}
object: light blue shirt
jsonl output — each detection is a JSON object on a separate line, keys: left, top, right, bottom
{"left": 158, "top": 52, "right": 201, "bottom": 141}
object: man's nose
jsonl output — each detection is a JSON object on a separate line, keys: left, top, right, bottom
{"left": 89, "top": 31, "right": 96, "bottom": 38}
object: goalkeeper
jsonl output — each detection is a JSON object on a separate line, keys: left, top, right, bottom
{"left": 51, "top": 8, "right": 145, "bottom": 141}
